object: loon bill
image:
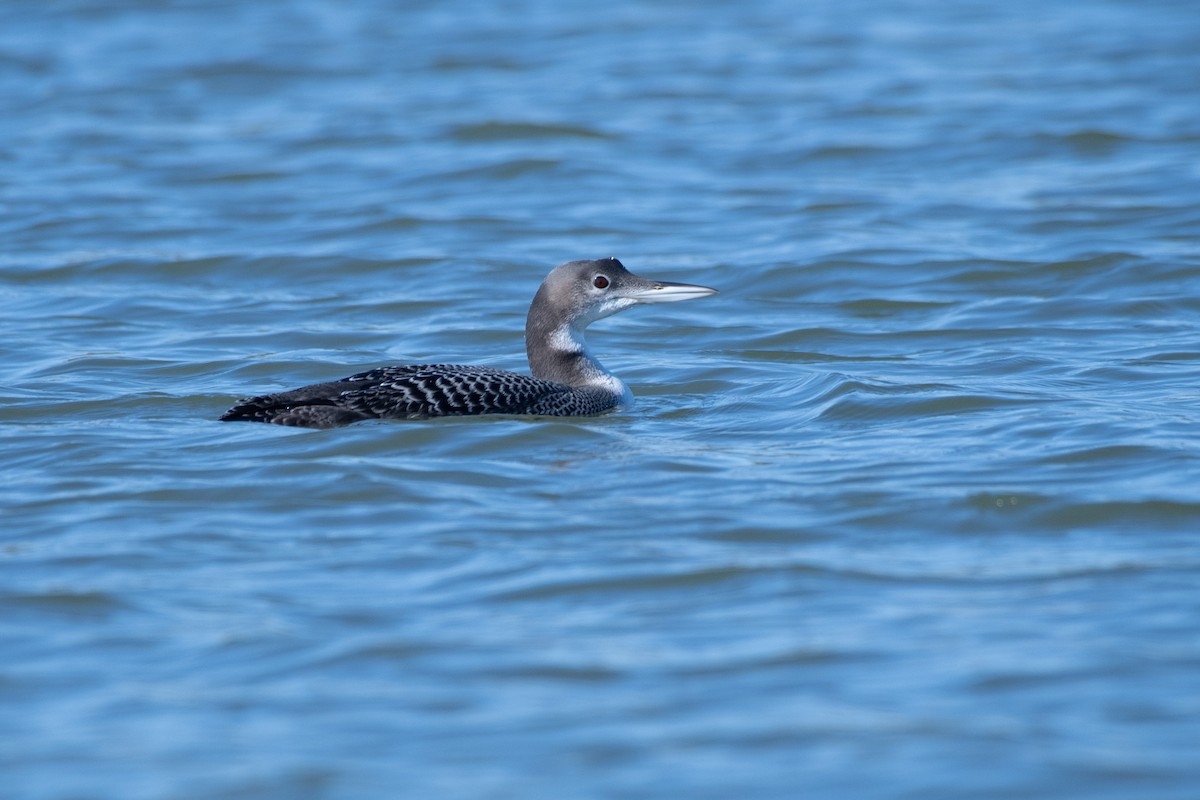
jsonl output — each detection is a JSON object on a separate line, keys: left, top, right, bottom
{"left": 219, "top": 257, "right": 718, "bottom": 428}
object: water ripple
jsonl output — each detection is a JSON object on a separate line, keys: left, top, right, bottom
{"left": 5, "top": 1, "right": 1200, "bottom": 797}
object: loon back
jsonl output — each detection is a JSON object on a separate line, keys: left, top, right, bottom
{"left": 219, "top": 364, "right": 618, "bottom": 428}
{"left": 219, "top": 258, "right": 717, "bottom": 428}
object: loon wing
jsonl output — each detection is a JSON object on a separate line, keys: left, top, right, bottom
{"left": 220, "top": 364, "right": 570, "bottom": 428}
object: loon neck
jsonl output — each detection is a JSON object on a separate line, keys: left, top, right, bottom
{"left": 526, "top": 322, "right": 629, "bottom": 397}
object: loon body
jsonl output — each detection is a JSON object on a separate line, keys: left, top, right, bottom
{"left": 220, "top": 258, "right": 717, "bottom": 428}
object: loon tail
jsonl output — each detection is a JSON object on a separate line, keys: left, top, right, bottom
{"left": 220, "top": 395, "right": 371, "bottom": 429}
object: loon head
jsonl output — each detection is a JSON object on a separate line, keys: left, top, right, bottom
{"left": 528, "top": 257, "right": 718, "bottom": 334}
{"left": 525, "top": 257, "right": 718, "bottom": 386}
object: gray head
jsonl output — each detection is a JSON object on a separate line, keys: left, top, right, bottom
{"left": 528, "top": 257, "right": 717, "bottom": 330}
{"left": 525, "top": 257, "right": 717, "bottom": 385}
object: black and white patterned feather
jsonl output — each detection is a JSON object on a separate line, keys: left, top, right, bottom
{"left": 219, "top": 364, "right": 616, "bottom": 428}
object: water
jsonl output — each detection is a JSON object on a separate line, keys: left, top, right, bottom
{"left": 3, "top": 1, "right": 1200, "bottom": 797}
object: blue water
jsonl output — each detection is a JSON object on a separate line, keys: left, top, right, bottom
{"left": 3, "top": 1, "right": 1200, "bottom": 798}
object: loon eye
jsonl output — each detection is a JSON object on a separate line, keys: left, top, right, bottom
{"left": 593, "top": 275, "right": 610, "bottom": 289}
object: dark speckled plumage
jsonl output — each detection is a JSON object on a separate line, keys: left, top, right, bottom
{"left": 220, "top": 258, "right": 716, "bottom": 428}
{"left": 221, "top": 364, "right": 612, "bottom": 427}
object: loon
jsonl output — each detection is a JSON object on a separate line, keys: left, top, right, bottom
{"left": 219, "top": 257, "right": 717, "bottom": 428}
